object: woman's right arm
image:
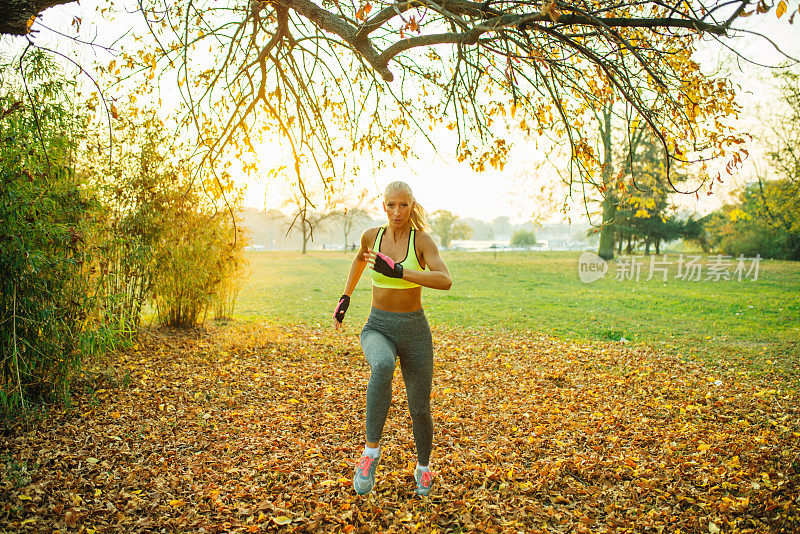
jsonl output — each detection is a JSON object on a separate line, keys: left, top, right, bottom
{"left": 333, "top": 229, "right": 373, "bottom": 329}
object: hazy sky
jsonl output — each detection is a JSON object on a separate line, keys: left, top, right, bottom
{"left": 3, "top": 1, "right": 798, "bottom": 224}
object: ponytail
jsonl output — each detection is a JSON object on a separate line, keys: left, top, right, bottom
{"left": 409, "top": 201, "right": 430, "bottom": 232}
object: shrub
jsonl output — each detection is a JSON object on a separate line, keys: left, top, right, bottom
{"left": 152, "top": 196, "right": 250, "bottom": 327}
{"left": 510, "top": 230, "right": 538, "bottom": 248}
{"left": 84, "top": 112, "right": 250, "bottom": 329}
{"left": 0, "top": 51, "right": 100, "bottom": 410}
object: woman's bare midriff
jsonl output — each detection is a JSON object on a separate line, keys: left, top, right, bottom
{"left": 371, "top": 286, "right": 423, "bottom": 313}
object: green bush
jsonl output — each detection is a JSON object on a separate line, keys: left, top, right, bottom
{"left": 706, "top": 181, "right": 800, "bottom": 261}
{"left": 83, "top": 111, "right": 250, "bottom": 330}
{"left": 0, "top": 52, "right": 100, "bottom": 410}
{"left": 84, "top": 114, "right": 170, "bottom": 335}
{"left": 1, "top": 54, "right": 251, "bottom": 417}
{"left": 510, "top": 230, "right": 538, "bottom": 248}
{"left": 717, "top": 226, "right": 792, "bottom": 260}
{"left": 152, "top": 196, "right": 250, "bottom": 327}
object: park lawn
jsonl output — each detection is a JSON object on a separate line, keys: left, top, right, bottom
{"left": 4, "top": 256, "right": 797, "bottom": 532}
{"left": 237, "top": 251, "right": 800, "bottom": 387}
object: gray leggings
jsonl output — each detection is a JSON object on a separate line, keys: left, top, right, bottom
{"left": 360, "top": 307, "right": 434, "bottom": 465}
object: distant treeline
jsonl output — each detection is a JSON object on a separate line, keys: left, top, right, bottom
{"left": 239, "top": 208, "right": 595, "bottom": 251}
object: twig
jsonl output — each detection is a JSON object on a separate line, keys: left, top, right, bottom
{"left": 19, "top": 43, "right": 52, "bottom": 181}
{"left": 0, "top": 101, "right": 23, "bottom": 121}
{"left": 12, "top": 285, "right": 26, "bottom": 418}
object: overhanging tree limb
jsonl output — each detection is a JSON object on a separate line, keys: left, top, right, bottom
{"left": 4, "top": 0, "right": 791, "bottom": 207}
{"left": 0, "top": 0, "right": 75, "bottom": 35}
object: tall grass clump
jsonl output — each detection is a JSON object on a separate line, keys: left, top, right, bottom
{"left": 0, "top": 51, "right": 100, "bottom": 414}
{"left": 152, "top": 193, "right": 250, "bottom": 327}
{"left": 84, "top": 110, "right": 250, "bottom": 329}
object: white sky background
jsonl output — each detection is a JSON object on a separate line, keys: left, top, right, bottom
{"left": 1, "top": 1, "right": 798, "bottom": 224}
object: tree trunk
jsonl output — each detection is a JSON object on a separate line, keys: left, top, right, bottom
{"left": 598, "top": 196, "right": 617, "bottom": 260}
{"left": 343, "top": 217, "right": 353, "bottom": 252}
{"left": 655, "top": 239, "right": 661, "bottom": 255}
{"left": 301, "top": 224, "right": 309, "bottom": 254}
{"left": 644, "top": 237, "right": 651, "bottom": 255}
{"left": 596, "top": 102, "right": 616, "bottom": 261}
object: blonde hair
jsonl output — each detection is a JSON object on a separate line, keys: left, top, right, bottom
{"left": 385, "top": 181, "right": 429, "bottom": 231}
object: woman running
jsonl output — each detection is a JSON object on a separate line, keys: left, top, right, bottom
{"left": 332, "top": 181, "right": 452, "bottom": 496}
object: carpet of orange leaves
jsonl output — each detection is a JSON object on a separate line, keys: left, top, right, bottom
{"left": 2, "top": 321, "right": 798, "bottom": 532}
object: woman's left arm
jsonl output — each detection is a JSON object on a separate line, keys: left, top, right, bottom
{"left": 403, "top": 232, "right": 452, "bottom": 290}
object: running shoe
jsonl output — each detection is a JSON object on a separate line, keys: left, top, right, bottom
{"left": 353, "top": 454, "right": 380, "bottom": 495}
{"left": 414, "top": 468, "right": 435, "bottom": 496}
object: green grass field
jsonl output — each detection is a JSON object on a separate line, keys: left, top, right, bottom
{"left": 235, "top": 250, "right": 800, "bottom": 385}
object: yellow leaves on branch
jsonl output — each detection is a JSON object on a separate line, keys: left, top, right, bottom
{"left": 401, "top": 16, "right": 420, "bottom": 36}
{"left": 745, "top": 0, "right": 798, "bottom": 18}
{"left": 463, "top": 139, "right": 509, "bottom": 172}
{"left": 686, "top": 102, "right": 700, "bottom": 122}
{"left": 729, "top": 207, "right": 750, "bottom": 222}
{"left": 627, "top": 196, "right": 657, "bottom": 218}
{"left": 355, "top": 2, "right": 372, "bottom": 20}
{"left": 202, "top": 176, "right": 236, "bottom": 199}
{"left": 573, "top": 139, "right": 598, "bottom": 174}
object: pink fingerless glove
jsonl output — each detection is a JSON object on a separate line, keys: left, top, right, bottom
{"left": 373, "top": 251, "right": 404, "bottom": 278}
{"left": 333, "top": 294, "right": 350, "bottom": 323}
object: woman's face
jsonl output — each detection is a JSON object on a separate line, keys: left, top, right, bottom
{"left": 383, "top": 191, "right": 414, "bottom": 228}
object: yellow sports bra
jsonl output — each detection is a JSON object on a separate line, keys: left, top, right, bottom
{"left": 370, "top": 226, "right": 424, "bottom": 289}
